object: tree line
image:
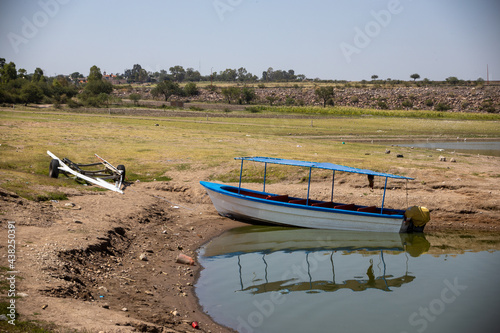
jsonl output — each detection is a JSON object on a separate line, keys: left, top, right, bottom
{"left": 1, "top": 57, "right": 487, "bottom": 108}
{"left": 120, "top": 64, "right": 306, "bottom": 83}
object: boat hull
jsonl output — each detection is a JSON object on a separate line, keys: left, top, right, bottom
{"left": 201, "top": 181, "right": 406, "bottom": 233}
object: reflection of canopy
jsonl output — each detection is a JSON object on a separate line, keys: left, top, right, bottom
{"left": 243, "top": 275, "right": 416, "bottom": 294}
{"left": 203, "top": 226, "right": 429, "bottom": 258}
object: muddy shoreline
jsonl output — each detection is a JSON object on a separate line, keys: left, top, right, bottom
{"left": 1, "top": 154, "right": 500, "bottom": 332}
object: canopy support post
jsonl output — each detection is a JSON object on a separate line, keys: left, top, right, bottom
{"left": 306, "top": 167, "right": 312, "bottom": 205}
{"left": 238, "top": 159, "right": 244, "bottom": 194}
{"left": 263, "top": 162, "right": 267, "bottom": 192}
{"left": 381, "top": 177, "right": 388, "bottom": 214}
{"left": 331, "top": 170, "right": 335, "bottom": 202}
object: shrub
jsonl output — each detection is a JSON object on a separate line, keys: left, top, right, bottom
{"left": 129, "top": 93, "right": 141, "bottom": 105}
{"left": 184, "top": 82, "right": 199, "bottom": 96}
{"left": 285, "top": 96, "right": 295, "bottom": 105}
{"left": 67, "top": 99, "right": 80, "bottom": 108}
{"left": 377, "top": 101, "right": 389, "bottom": 109}
{"left": 435, "top": 102, "right": 451, "bottom": 111}
{"left": 402, "top": 100, "right": 413, "bottom": 109}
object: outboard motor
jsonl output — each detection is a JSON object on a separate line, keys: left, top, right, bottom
{"left": 400, "top": 206, "right": 430, "bottom": 233}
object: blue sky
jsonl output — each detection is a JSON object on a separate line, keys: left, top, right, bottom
{"left": 1, "top": 0, "right": 499, "bottom": 81}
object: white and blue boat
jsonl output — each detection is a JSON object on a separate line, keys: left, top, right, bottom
{"left": 200, "top": 157, "right": 430, "bottom": 233}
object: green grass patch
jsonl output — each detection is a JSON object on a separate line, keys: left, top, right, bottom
{"left": 248, "top": 105, "right": 500, "bottom": 120}
{"left": 1, "top": 108, "right": 499, "bottom": 199}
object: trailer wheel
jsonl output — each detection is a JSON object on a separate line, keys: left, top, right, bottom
{"left": 49, "top": 159, "right": 60, "bottom": 178}
{"left": 117, "top": 164, "right": 126, "bottom": 182}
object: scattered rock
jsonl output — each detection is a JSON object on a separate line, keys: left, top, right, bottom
{"left": 139, "top": 253, "right": 148, "bottom": 261}
{"left": 450, "top": 158, "right": 457, "bottom": 163}
{"left": 385, "top": 149, "right": 391, "bottom": 154}
{"left": 439, "top": 156, "right": 447, "bottom": 162}
{"left": 176, "top": 253, "right": 195, "bottom": 265}
{"left": 0, "top": 314, "right": 8, "bottom": 321}
{"left": 42, "top": 304, "right": 48, "bottom": 310}
{"left": 397, "top": 154, "right": 404, "bottom": 158}
{"left": 121, "top": 307, "right": 128, "bottom": 312}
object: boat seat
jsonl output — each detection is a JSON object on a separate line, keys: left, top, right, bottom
{"left": 334, "top": 204, "right": 358, "bottom": 211}
{"left": 311, "top": 201, "right": 337, "bottom": 208}
{"left": 266, "top": 194, "right": 289, "bottom": 202}
{"left": 357, "top": 206, "right": 379, "bottom": 213}
{"left": 237, "top": 190, "right": 268, "bottom": 199}
{"left": 288, "top": 199, "right": 309, "bottom": 205}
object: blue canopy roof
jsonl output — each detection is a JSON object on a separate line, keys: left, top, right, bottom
{"left": 235, "top": 157, "right": 414, "bottom": 180}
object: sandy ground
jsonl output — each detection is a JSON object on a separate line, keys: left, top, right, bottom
{"left": 1, "top": 153, "right": 499, "bottom": 332}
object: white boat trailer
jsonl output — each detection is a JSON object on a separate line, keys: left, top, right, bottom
{"left": 47, "top": 150, "right": 125, "bottom": 194}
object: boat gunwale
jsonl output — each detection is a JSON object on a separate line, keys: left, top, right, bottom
{"left": 200, "top": 181, "right": 405, "bottom": 219}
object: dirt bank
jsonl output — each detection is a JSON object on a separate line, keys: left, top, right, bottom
{"left": 1, "top": 154, "right": 499, "bottom": 332}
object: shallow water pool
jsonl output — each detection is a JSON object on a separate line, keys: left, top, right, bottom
{"left": 196, "top": 226, "right": 500, "bottom": 333}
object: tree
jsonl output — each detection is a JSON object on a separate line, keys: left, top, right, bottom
{"left": 17, "top": 68, "right": 27, "bottom": 79}
{"left": 84, "top": 72, "right": 113, "bottom": 95}
{"left": 1, "top": 62, "right": 17, "bottom": 83}
{"left": 32, "top": 67, "right": 45, "bottom": 82}
{"left": 151, "top": 80, "right": 182, "bottom": 101}
{"left": 446, "top": 76, "right": 459, "bottom": 85}
{"left": 20, "top": 82, "right": 44, "bottom": 105}
{"left": 219, "top": 68, "right": 237, "bottom": 81}
{"left": 371, "top": 75, "right": 378, "bottom": 80}
{"left": 185, "top": 68, "right": 201, "bottom": 82}
{"left": 88, "top": 65, "right": 103, "bottom": 81}
{"left": 70, "top": 72, "right": 82, "bottom": 81}
{"left": 169, "top": 66, "right": 186, "bottom": 82}
{"left": 315, "top": 86, "right": 335, "bottom": 107}
{"left": 410, "top": 73, "right": 420, "bottom": 81}
{"left": 241, "top": 86, "right": 256, "bottom": 104}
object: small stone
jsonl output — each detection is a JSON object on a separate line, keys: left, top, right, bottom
{"left": 172, "top": 310, "right": 180, "bottom": 316}
{"left": 450, "top": 158, "right": 456, "bottom": 163}
{"left": 42, "top": 304, "right": 48, "bottom": 310}
{"left": 0, "top": 314, "right": 8, "bottom": 321}
{"left": 396, "top": 154, "right": 404, "bottom": 158}
{"left": 139, "top": 253, "right": 148, "bottom": 261}
{"left": 102, "top": 303, "right": 109, "bottom": 309}
{"left": 122, "top": 308, "right": 128, "bottom": 312}
{"left": 439, "top": 156, "right": 446, "bottom": 162}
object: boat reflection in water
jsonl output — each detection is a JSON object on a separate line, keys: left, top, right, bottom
{"left": 197, "top": 226, "right": 500, "bottom": 333}
{"left": 201, "top": 226, "right": 430, "bottom": 294}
